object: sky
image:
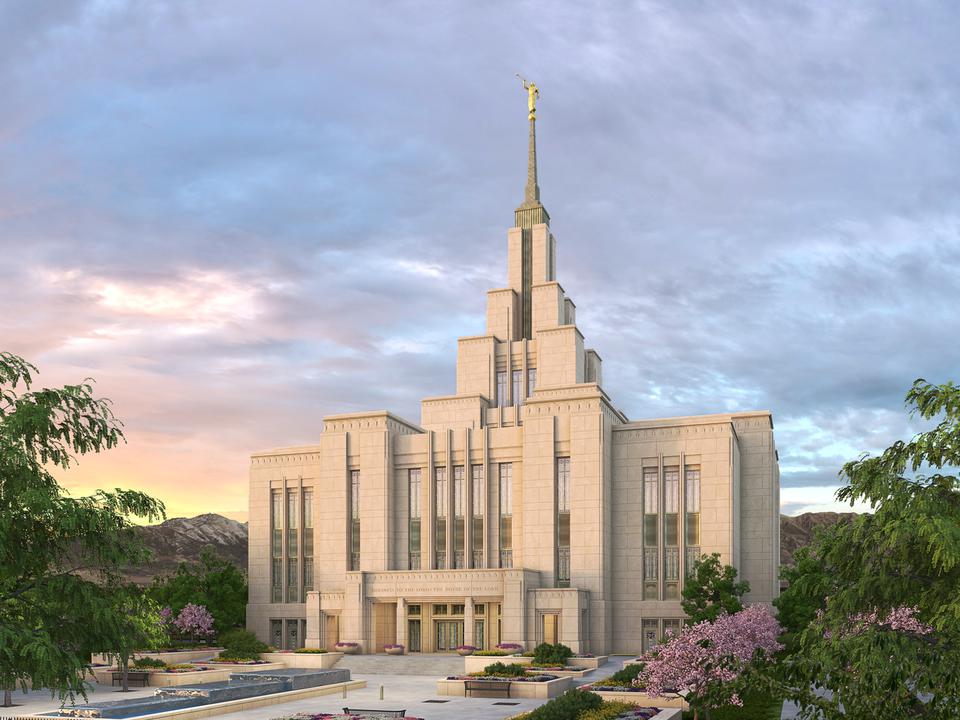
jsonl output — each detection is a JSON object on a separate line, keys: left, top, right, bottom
{"left": 2, "top": 1, "right": 958, "bottom": 521}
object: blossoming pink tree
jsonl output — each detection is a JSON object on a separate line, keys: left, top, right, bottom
{"left": 637, "top": 604, "right": 783, "bottom": 720}
{"left": 174, "top": 603, "right": 215, "bottom": 644}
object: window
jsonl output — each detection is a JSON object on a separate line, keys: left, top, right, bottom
{"left": 433, "top": 604, "right": 448, "bottom": 615}
{"left": 302, "top": 490, "right": 314, "bottom": 600}
{"left": 451, "top": 604, "right": 465, "bottom": 615}
{"left": 556, "top": 457, "right": 571, "bottom": 587}
{"left": 271, "top": 490, "right": 282, "bottom": 603}
{"left": 350, "top": 470, "right": 360, "bottom": 571}
{"left": 270, "top": 619, "right": 283, "bottom": 649}
{"left": 409, "top": 469, "right": 422, "bottom": 570}
{"left": 664, "top": 466, "right": 679, "bottom": 599}
{"left": 643, "top": 467, "right": 658, "bottom": 599}
{"left": 453, "top": 466, "right": 465, "bottom": 568}
{"left": 407, "top": 604, "right": 421, "bottom": 616}
{"left": 512, "top": 369, "right": 523, "bottom": 406}
{"left": 527, "top": 367, "right": 536, "bottom": 397}
{"left": 471, "top": 465, "right": 484, "bottom": 567}
{"left": 497, "top": 371, "right": 508, "bottom": 408}
{"left": 642, "top": 619, "right": 659, "bottom": 653}
{"left": 499, "top": 463, "right": 513, "bottom": 568}
{"left": 685, "top": 465, "right": 701, "bottom": 577}
{"left": 663, "top": 619, "right": 682, "bottom": 640}
{"left": 435, "top": 466, "right": 447, "bottom": 569}
{"left": 286, "top": 490, "right": 298, "bottom": 600}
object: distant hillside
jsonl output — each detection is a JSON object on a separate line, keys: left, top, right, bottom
{"left": 121, "top": 510, "right": 854, "bottom": 584}
{"left": 124, "top": 513, "right": 248, "bottom": 584}
{"left": 779, "top": 511, "right": 855, "bottom": 566}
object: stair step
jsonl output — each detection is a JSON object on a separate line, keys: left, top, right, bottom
{"left": 333, "top": 654, "right": 464, "bottom": 676}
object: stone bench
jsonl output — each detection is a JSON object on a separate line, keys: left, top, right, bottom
{"left": 343, "top": 708, "right": 407, "bottom": 717}
{"left": 111, "top": 671, "right": 149, "bottom": 687}
{"left": 464, "top": 679, "right": 511, "bottom": 698}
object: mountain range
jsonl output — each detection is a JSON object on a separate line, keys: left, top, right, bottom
{"left": 126, "top": 511, "right": 855, "bottom": 584}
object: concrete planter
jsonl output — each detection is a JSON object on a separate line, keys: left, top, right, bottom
{"left": 456, "top": 648, "right": 475, "bottom": 656}
{"left": 566, "top": 655, "right": 609, "bottom": 669}
{"left": 582, "top": 687, "right": 688, "bottom": 711}
{"left": 335, "top": 644, "right": 361, "bottom": 654}
{"left": 525, "top": 666, "right": 591, "bottom": 678}
{"left": 463, "top": 654, "right": 531, "bottom": 674}
{"left": 260, "top": 652, "right": 343, "bottom": 669}
{"left": 650, "top": 711, "right": 682, "bottom": 719}
{"left": 437, "top": 675, "right": 572, "bottom": 699}
{"left": 90, "top": 649, "right": 222, "bottom": 665}
{"left": 384, "top": 647, "right": 405, "bottom": 656}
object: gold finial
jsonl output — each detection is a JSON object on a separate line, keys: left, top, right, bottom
{"left": 516, "top": 74, "right": 539, "bottom": 120}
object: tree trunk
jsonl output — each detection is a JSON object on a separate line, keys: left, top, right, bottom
{"left": 3, "top": 688, "right": 13, "bottom": 707}
{"left": 121, "top": 652, "right": 130, "bottom": 692}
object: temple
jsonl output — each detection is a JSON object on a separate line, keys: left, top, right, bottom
{"left": 245, "top": 87, "right": 780, "bottom": 654}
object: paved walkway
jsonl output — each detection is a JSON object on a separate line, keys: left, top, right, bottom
{"left": 0, "top": 656, "right": 629, "bottom": 720}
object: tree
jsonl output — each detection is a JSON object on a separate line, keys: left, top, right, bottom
{"left": 778, "top": 379, "right": 960, "bottom": 720}
{"left": 638, "top": 604, "right": 783, "bottom": 720}
{"left": 681, "top": 553, "right": 750, "bottom": 624}
{"left": 772, "top": 546, "right": 829, "bottom": 653}
{"left": 173, "top": 603, "right": 214, "bottom": 644}
{"left": 98, "top": 589, "right": 168, "bottom": 692}
{"left": 147, "top": 548, "right": 248, "bottom": 636}
{"left": 0, "top": 352, "right": 165, "bottom": 703}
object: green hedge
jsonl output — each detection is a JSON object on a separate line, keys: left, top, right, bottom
{"left": 578, "top": 701, "right": 637, "bottom": 720}
{"left": 478, "top": 662, "right": 529, "bottom": 678}
{"left": 707, "top": 692, "right": 784, "bottom": 720}
{"left": 131, "top": 657, "right": 166, "bottom": 669}
{"left": 219, "top": 629, "right": 268, "bottom": 655}
{"left": 533, "top": 643, "right": 574, "bottom": 666}
{"left": 525, "top": 688, "right": 602, "bottom": 720}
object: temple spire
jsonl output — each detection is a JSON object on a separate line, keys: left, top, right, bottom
{"left": 514, "top": 75, "right": 549, "bottom": 226}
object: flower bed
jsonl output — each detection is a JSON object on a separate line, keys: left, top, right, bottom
{"left": 526, "top": 665, "right": 592, "bottom": 678}
{"left": 579, "top": 684, "right": 688, "bottom": 711}
{"left": 275, "top": 713, "right": 423, "bottom": 720}
{"left": 464, "top": 654, "right": 531, "bottom": 674}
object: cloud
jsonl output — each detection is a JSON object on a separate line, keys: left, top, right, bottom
{"left": 1, "top": 0, "right": 958, "bottom": 520}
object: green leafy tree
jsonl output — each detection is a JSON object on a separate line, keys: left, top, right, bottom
{"left": 148, "top": 548, "right": 247, "bottom": 636}
{"left": 772, "top": 546, "right": 829, "bottom": 653}
{"left": 97, "top": 588, "right": 168, "bottom": 692}
{"left": 681, "top": 553, "right": 750, "bottom": 623}
{"left": 778, "top": 379, "right": 960, "bottom": 720}
{"left": 0, "top": 352, "right": 165, "bottom": 704}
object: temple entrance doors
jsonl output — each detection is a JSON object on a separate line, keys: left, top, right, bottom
{"left": 541, "top": 613, "right": 559, "bottom": 645}
{"left": 434, "top": 620, "right": 464, "bottom": 651}
{"left": 324, "top": 613, "right": 340, "bottom": 648}
{"left": 374, "top": 603, "right": 398, "bottom": 652}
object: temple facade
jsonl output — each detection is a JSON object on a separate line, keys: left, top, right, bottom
{"left": 245, "top": 98, "right": 780, "bottom": 655}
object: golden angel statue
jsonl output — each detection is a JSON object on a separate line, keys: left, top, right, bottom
{"left": 516, "top": 74, "right": 539, "bottom": 120}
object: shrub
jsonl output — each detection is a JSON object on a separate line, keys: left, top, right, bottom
{"left": 480, "top": 662, "right": 529, "bottom": 678}
{"left": 131, "top": 657, "right": 167, "bottom": 669}
{"left": 578, "top": 701, "right": 637, "bottom": 720}
{"left": 165, "top": 663, "right": 198, "bottom": 671}
{"left": 533, "top": 642, "right": 573, "bottom": 666}
{"left": 601, "top": 663, "right": 644, "bottom": 687}
{"left": 293, "top": 647, "right": 328, "bottom": 653}
{"left": 524, "top": 688, "right": 602, "bottom": 720}
{"left": 219, "top": 629, "right": 268, "bottom": 655}
{"left": 474, "top": 650, "right": 509, "bottom": 656}
{"left": 497, "top": 643, "right": 524, "bottom": 652}
{"left": 216, "top": 651, "right": 261, "bottom": 662}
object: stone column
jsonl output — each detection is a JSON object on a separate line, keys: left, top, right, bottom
{"left": 464, "top": 596, "right": 475, "bottom": 646}
{"left": 304, "top": 591, "right": 321, "bottom": 648}
{"left": 396, "top": 599, "right": 407, "bottom": 649}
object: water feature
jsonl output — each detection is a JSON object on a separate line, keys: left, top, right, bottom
{"left": 49, "top": 668, "right": 351, "bottom": 719}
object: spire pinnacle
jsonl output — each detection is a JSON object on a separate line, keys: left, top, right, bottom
{"left": 514, "top": 76, "right": 549, "bottom": 225}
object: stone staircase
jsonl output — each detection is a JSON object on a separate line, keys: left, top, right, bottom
{"left": 332, "top": 652, "right": 465, "bottom": 677}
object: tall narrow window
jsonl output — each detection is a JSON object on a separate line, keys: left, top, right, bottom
{"left": 685, "top": 465, "right": 701, "bottom": 576}
{"left": 527, "top": 367, "right": 536, "bottom": 397}
{"left": 512, "top": 370, "right": 523, "bottom": 406}
{"left": 286, "top": 490, "right": 298, "bottom": 601}
{"left": 471, "top": 465, "right": 484, "bottom": 568}
{"left": 408, "top": 469, "right": 422, "bottom": 570}
{"left": 435, "top": 466, "right": 447, "bottom": 569}
{"left": 499, "top": 463, "right": 513, "bottom": 568}
{"left": 664, "top": 466, "right": 680, "bottom": 599}
{"left": 643, "top": 467, "right": 658, "bottom": 600}
{"left": 497, "top": 371, "right": 508, "bottom": 408}
{"left": 302, "top": 490, "right": 314, "bottom": 601}
{"left": 271, "top": 490, "right": 282, "bottom": 603}
{"left": 349, "top": 470, "right": 360, "bottom": 571}
{"left": 556, "top": 457, "right": 571, "bottom": 587}
{"left": 453, "top": 465, "right": 465, "bottom": 568}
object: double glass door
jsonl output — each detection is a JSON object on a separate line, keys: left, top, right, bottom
{"left": 435, "top": 620, "right": 464, "bottom": 651}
